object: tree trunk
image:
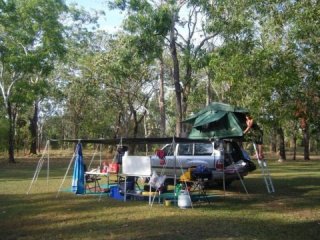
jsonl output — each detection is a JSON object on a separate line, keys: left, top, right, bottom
{"left": 29, "top": 101, "right": 38, "bottom": 155}
{"left": 132, "top": 108, "right": 138, "bottom": 139}
{"left": 113, "top": 111, "right": 122, "bottom": 138}
{"left": 206, "top": 73, "right": 212, "bottom": 105}
{"left": 38, "top": 123, "right": 43, "bottom": 153}
{"left": 277, "top": 127, "right": 286, "bottom": 161}
{"left": 292, "top": 135, "right": 297, "bottom": 160}
{"left": 7, "top": 101, "right": 16, "bottom": 163}
{"left": 180, "top": 59, "right": 192, "bottom": 136}
{"left": 158, "top": 57, "right": 166, "bottom": 137}
{"left": 130, "top": 106, "right": 146, "bottom": 154}
{"left": 269, "top": 128, "right": 277, "bottom": 153}
{"left": 170, "top": 13, "right": 182, "bottom": 137}
{"left": 302, "top": 124, "right": 310, "bottom": 160}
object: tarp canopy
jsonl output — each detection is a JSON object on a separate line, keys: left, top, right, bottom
{"left": 183, "top": 102, "right": 249, "bottom": 139}
{"left": 49, "top": 137, "right": 211, "bottom": 145}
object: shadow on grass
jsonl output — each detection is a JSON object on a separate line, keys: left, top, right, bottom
{"left": 0, "top": 158, "right": 319, "bottom": 240}
{"left": 0, "top": 192, "right": 319, "bottom": 240}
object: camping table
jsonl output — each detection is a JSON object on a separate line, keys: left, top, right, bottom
{"left": 85, "top": 171, "right": 110, "bottom": 193}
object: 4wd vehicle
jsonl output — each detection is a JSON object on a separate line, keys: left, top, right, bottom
{"left": 150, "top": 140, "right": 256, "bottom": 186}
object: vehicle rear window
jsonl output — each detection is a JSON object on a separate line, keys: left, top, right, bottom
{"left": 194, "top": 143, "right": 213, "bottom": 155}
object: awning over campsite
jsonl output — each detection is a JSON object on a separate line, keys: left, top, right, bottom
{"left": 183, "top": 102, "right": 249, "bottom": 139}
{"left": 49, "top": 137, "right": 211, "bottom": 145}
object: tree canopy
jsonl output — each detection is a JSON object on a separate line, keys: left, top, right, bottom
{"left": 1, "top": 0, "right": 320, "bottom": 161}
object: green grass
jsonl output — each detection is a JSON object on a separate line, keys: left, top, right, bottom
{"left": 0, "top": 154, "right": 320, "bottom": 240}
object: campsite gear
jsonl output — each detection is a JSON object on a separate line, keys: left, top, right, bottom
{"left": 224, "top": 146, "right": 249, "bottom": 194}
{"left": 175, "top": 183, "right": 182, "bottom": 196}
{"left": 178, "top": 190, "right": 192, "bottom": 208}
{"left": 72, "top": 143, "right": 85, "bottom": 194}
{"left": 108, "top": 163, "right": 120, "bottom": 173}
{"left": 85, "top": 174, "right": 101, "bottom": 193}
{"left": 102, "top": 161, "right": 108, "bottom": 173}
{"left": 180, "top": 169, "right": 192, "bottom": 181}
{"left": 110, "top": 186, "right": 126, "bottom": 200}
{"left": 156, "top": 149, "right": 166, "bottom": 165}
{"left": 27, "top": 140, "right": 51, "bottom": 194}
{"left": 155, "top": 149, "right": 166, "bottom": 159}
{"left": 142, "top": 191, "right": 159, "bottom": 196}
{"left": 183, "top": 102, "right": 248, "bottom": 139}
{"left": 164, "top": 199, "right": 172, "bottom": 207}
{"left": 192, "top": 165, "right": 212, "bottom": 179}
{"left": 183, "top": 102, "right": 274, "bottom": 194}
{"left": 253, "top": 143, "right": 275, "bottom": 193}
{"left": 119, "top": 178, "right": 134, "bottom": 191}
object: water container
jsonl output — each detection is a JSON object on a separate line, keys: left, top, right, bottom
{"left": 178, "top": 191, "right": 192, "bottom": 209}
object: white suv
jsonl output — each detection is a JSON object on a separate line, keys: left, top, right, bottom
{"left": 150, "top": 140, "right": 256, "bottom": 186}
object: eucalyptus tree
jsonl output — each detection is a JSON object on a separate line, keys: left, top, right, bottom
{"left": 206, "top": 0, "right": 320, "bottom": 160}
{"left": 108, "top": 0, "right": 221, "bottom": 137}
{"left": 49, "top": 6, "right": 108, "bottom": 140}
{"left": 0, "top": 113, "right": 8, "bottom": 151}
{"left": 91, "top": 33, "right": 159, "bottom": 141}
{"left": 246, "top": 0, "right": 320, "bottom": 160}
{"left": 23, "top": 2, "right": 103, "bottom": 154}
{"left": 205, "top": 1, "right": 291, "bottom": 159}
{"left": 286, "top": 0, "right": 320, "bottom": 159}
{"left": 0, "top": 0, "right": 67, "bottom": 162}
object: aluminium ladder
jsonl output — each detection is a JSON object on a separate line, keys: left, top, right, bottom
{"left": 253, "top": 143, "right": 275, "bottom": 193}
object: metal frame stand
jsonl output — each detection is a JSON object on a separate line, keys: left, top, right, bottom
{"left": 225, "top": 141, "right": 248, "bottom": 194}
{"left": 56, "top": 143, "right": 80, "bottom": 198}
{"left": 27, "top": 140, "right": 51, "bottom": 194}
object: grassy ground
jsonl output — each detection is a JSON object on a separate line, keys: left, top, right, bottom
{"left": 0, "top": 151, "right": 319, "bottom": 240}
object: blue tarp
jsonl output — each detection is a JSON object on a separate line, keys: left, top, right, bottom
{"left": 72, "top": 143, "right": 85, "bottom": 194}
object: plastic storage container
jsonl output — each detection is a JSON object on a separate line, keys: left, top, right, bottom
{"left": 178, "top": 191, "right": 192, "bottom": 208}
{"left": 109, "top": 186, "right": 123, "bottom": 200}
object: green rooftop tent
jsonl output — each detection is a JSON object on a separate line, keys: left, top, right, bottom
{"left": 183, "top": 102, "right": 249, "bottom": 139}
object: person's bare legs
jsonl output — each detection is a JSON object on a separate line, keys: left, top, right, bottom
{"left": 258, "top": 144, "right": 264, "bottom": 159}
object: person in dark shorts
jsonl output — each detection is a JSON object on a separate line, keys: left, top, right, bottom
{"left": 243, "top": 114, "right": 264, "bottom": 159}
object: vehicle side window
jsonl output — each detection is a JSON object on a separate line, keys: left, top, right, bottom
{"left": 195, "top": 143, "right": 213, "bottom": 155}
{"left": 178, "top": 144, "right": 192, "bottom": 155}
{"left": 162, "top": 144, "right": 173, "bottom": 156}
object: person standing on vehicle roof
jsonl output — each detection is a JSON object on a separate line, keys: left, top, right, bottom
{"left": 243, "top": 114, "right": 264, "bottom": 159}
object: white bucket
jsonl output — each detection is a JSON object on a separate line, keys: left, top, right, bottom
{"left": 178, "top": 191, "right": 192, "bottom": 209}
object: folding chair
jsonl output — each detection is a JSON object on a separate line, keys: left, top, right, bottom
{"left": 85, "top": 174, "right": 101, "bottom": 193}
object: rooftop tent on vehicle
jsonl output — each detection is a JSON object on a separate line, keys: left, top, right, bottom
{"left": 183, "top": 102, "right": 249, "bottom": 139}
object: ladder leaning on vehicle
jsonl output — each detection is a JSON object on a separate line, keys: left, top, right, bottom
{"left": 253, "top": 143, "right": 275, "bottom": 193}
